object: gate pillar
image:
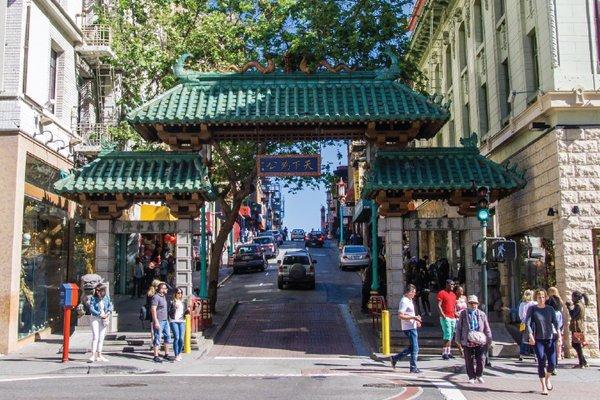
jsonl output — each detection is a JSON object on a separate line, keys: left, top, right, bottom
{"left": 94, "top": 220, "right": 116, "bottom": 297}
{"left": 464, "top": 217, "right": 483, "bottom": 301}
{"left": 383, "top": 216, "right": 404, "bottom": 331}
{"left": 175, "top": 219, "right": 194, "bottom": 297}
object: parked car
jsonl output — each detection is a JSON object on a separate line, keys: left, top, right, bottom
{"left": 277, "top": 250, "right": 316, "bottom": 290}
{"left": 339, "top": 245, "right": 370, "bottom": 270}
{"left": 291, "top": 228, "right": 305, "bottom": 241}
{"left": 232, "top": 244, "right": 267, "bottom": 274}
{"left": 252, "top": 236, "right": 278, "bottom": 258}
{"left": 305, "top": 231, "right": 325, "bottom": 247}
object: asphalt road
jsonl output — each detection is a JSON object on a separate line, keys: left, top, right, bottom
{"left": 0, "top": 240, "right": 446, "bottom": 400}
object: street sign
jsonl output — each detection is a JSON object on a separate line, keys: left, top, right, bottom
{"left": 257, "top": 154, "right": 321, "bottom": 177}
{"left": 491, "top": 240, "right": 517, "bottom": 262}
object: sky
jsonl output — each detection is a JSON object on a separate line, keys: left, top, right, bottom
{"left": 281, "top": 143, "right": 347, "bottom": 232}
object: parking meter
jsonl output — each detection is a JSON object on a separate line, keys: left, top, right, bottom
{"left": 59, "top": 283, "right": 79, "bottom": 362}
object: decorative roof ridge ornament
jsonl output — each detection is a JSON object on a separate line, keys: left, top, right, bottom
{"left": 501, "top": 160, "right": 526, "bottom": 181}
{"left": 173, "top": 53, "right": 238, "bottom": 82}
{"left": 375, "top": 48, "right": 401, "bottom": 80}
{"left": 459, "top": 132, "right": 479, "bottom": 148}
{"left": 299, "top": 56, "right": 356, "bottom": 74}
{"left": 227, "top": 59, "right": 275, "bottom": 74}
{"left": 98, "top": 138, "right": 117, "bottom": 156}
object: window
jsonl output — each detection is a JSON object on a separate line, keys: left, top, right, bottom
{"left": 494, "top": 0, "right": 505, "bottom": 23}
{"left": 458, "top": 24, "right": 467, "bottom": 71}
{"left": 474, "top": 0, "right": 485, "bottom": 46}
{"left": 48, "top": 49, "right": 58, "bottom": 113}
{"left": 462, "top": 103, "right": 471, "bottom": 138}
{"left": 478, "top": 84, "right": 489, "bottom": 135}
{"left": 448, "top": 120, "right": 456, "bottom": 146}
{"left": 433, "top": 64, "right": 441, "bottom": 94}
{"left": 524, "top": 29, "right": 540, "bottom": 102}
{"left": 498, "top": 60, "right": 511, "bottom": 122}
{"left": 445, "top": 46, "right": 453, "bottom": 91}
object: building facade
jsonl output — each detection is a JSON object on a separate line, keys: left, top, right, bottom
{"left": 410, "top": 0, "right": 600, "bottom": 353}
{"left": 0, "top": 0, "right": 118, "bottom": 353}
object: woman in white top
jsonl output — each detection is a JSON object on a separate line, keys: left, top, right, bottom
{"left": 169, "top": 288, "right": 188, "bottom": 361}
{"left": 518, "top": 289, "right": 537, "bottom": 361}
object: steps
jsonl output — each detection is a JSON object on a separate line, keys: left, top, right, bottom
{"left": 103, "top": 333, "right": 203, "bottom": 352}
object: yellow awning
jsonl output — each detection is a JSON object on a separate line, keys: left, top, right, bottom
{"left": 140, "top": 204, "right": 177, "bottom": 221}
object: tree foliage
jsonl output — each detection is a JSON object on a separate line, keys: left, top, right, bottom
{"left": 102, "top": 0, "right": 415, "bottom": 309}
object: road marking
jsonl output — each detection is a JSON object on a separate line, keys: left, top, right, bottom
{"left": 430, "top": 378, "right": 468, "bottom": 400}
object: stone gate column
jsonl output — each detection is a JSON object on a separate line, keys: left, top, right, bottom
{"left": 464, "top": 217, "right": 483, "bottom": 301}
{"left": 95, "top": 220, "right": 116, "bottom": 297}
{"left": 383, "top": 217, "right": 404, "bottom": 331}
{"left": 175, "top": 219, "right": 193, "bottom": 297}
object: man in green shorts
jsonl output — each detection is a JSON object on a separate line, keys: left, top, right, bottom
{"left": 437, "top": 279, "right": 457, "bottom": 360}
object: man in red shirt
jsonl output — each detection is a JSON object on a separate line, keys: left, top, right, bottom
{"left": 437, "top": 279, "right": 458, "bottom": 359}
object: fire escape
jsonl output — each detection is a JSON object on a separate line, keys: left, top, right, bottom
{"left": 73, "top": 0, "right": 118, "bottom": 158}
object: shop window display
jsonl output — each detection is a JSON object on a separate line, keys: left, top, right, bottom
{"left": 511, "top": 224, "right": 556, "bottom": 295}
{"left": 20, "top": 197, "right": 68, "bottom": 338}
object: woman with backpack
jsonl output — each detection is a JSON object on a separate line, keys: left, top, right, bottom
{"left": 89, "top": 284, "right": 112, "bottom": 363}
{"left": 455, "top": 295, "right": 492, "bottom": 384}
{"left": 169, "top": 288, "right": 189, "bottom": 361}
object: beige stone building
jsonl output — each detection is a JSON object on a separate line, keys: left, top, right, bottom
{"left": 409, "top": 0, "right": 600, "bottom": 353}
{"left": 0, "top": 0, "right": 118, "bottom": 354}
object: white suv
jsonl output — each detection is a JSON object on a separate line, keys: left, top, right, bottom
{"left": 277, "top": 250, "right": 316, "bottom": 290}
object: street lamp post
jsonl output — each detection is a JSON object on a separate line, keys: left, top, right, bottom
{"left": 336, "top": 178, "right": 347, "bottom": 247}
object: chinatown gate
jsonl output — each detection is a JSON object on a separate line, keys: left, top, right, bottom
{"left": 54, "top": 52, "right": 525, "bottom": 332}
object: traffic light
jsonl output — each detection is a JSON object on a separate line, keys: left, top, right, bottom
{"left": 476, "top": 186, "right": 490, "bottom": 226}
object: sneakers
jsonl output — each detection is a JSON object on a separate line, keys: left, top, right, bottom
{"left": 153, "top": 356, "right": 163, "bottom": 363}
{"left": 88, "top": 356, "right": 96, "bottom": 363}
{"left": 410, "top": 368, "right": 421, "bottom": 374}
{"left": 97, "top": 355, "right": 109, "bottom": 362}
{"left": 447, "top": 354, "right": 456, "bottom": 359}
{"left": 468, "top": 378, "right": 476, "bottom": 384}
{"left": 175, "top": 355, "right": 182, "bottom": 362}
{"left": 476, "top": 377, "right": 485, "bottom": 383}
{"left": 163, "top": 355, "right": 173, "bottom": 362}
{"left": 390, "top": 357, "right": 397, "bottom": 369}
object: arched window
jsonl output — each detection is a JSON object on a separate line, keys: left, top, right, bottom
{"left": 458, "top": 23, "right": 467, "bottom": 71}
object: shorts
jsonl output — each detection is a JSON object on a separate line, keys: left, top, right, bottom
{"left": 153, "top": 320, "right": 171, "bottom": 347}
{"left": 440, "top": 317, "right": 457, "bottom": 341}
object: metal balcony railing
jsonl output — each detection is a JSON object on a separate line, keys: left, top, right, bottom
{"left": 81, "top": 25, "right": 112, "bottom": 47}
{"left": 73, "top": 122, "right": 114, "bottom": 153}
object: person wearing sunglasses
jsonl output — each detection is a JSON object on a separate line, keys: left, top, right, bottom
{"left": 169, "top": 288, "right": 189, "bottom": 361}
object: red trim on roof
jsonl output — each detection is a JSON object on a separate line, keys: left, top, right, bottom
{"left": 409, "top": 0, "right": 426, "bottom": 31}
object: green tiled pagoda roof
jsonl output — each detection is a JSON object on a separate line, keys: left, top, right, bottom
{"left": 126, "top": 54, "right": 449, "bottom": 140}
{"left": 54, "top": 151, "right": 214, "bottom": 198}
{"left": 362, "top": 146, "right": 526, "bottom": 198}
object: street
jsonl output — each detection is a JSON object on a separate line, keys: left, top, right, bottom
{"left": 1, "top": 239, "right": 599, "bottom": 400}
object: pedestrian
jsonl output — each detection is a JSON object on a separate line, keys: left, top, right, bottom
{"left": 390, "top": 284, "right": 422, "bottom": 373}
{"left": 169, "top": 288, "right": 188, "bottom": 361}
{"left": 547, "top": 287, "right": 564, "bottom": 365}
{"left": 437, "top": 279, "right": 457, "bottom": 359}
{"left": 145, "top": 280, "right": 159, "bottom": 336}
{"left": 132, "top": 256, "right": 145, "bottom": 299}
{"left": 454, "top": 285, "right": 467, "bottom": 357}
{"left": 418, "top": 268, "right": 431, "bottom": 316}
{"left": 151, "top": 282, "right": 172, "bottom": 363}
{"left": 89, "top": 283, "right": 112, "bottom": 363}
{"left": 518, "top": 289, "right": 537, "bottom": 361}
{"left": 456, "top": 295, "right": 492, "bottom": 384}
{"left": 525, "top": 289, "right": 559, "bottom": 395}
{"left": 566, "top": 290, "right": 589, "bottom": 368}
{"left": 160, "top": 254, "right": 169, "bottom": 283}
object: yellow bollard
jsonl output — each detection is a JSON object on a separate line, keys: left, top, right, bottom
{"left": 184, "top": 314, "right": 192, "bottom": 354}
{"left": 381, "top": 310, "right": 391, "bottom": 356}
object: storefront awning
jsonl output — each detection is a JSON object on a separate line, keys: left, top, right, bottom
{"left": 352, "top": 198, "right": 372, "bottom": 223}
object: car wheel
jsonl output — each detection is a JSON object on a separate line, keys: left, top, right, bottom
{"left": 277, "top": 277, "right": 284, "bottom": 290}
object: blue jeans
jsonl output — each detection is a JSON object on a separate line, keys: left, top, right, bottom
{"left": 533, "top": 339, "right": 556, "bottom": 378}
{"left": 171, "top": 321, "right": 185, "bottom": 356}
{"left": 153, "top": 320, "right": 171, "bottom": 347}
{"left": 392, "top": 329, "right": 419, "bottom": 370}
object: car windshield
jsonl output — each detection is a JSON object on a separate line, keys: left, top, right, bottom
{"left": 237, "top": 246, "right": 258, "bottom": 254}
{"left": 253, "top": 237, "right": 273, "bottom": 244}
{"left": 344, "top": 246, "right": 367, "bottom": 254}
{"left": 283, "top": 255, "right": 310, "bottom": 264}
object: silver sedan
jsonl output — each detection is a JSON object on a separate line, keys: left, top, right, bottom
{"left": 339, "top": 245, "right": 370, "bottom": 270}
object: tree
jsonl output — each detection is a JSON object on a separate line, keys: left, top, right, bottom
{"left": 102, "top": 0, "right": 415, "bottom": 310}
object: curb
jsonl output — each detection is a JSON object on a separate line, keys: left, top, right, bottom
{"left": 194, "top": 299, "right": 239, "bottom": 358}
{"left": 217, "top": 270, "right": 235, "bottom": 288}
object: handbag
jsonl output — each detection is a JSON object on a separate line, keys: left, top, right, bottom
{"left": 572, "top": 332, "right": 587, "bottom": 347}
{"left": 519, "top": 322, "right": 526, "bottom": 332}
{"left": 467, "top": 330, "right": 487, "bottom": 346}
